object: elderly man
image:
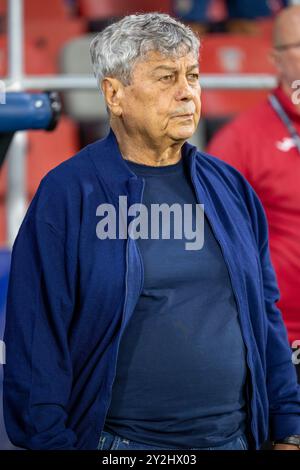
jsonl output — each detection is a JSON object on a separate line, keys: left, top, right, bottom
{"left": 207, "top": 5, "right": 300, "bottom": 374}
{"left": 3, "top": 13, "right": 300, "bottom": 451}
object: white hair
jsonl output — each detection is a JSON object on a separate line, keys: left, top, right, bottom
{"left": 90, "top": 12, "right": 200, "bottom": 91}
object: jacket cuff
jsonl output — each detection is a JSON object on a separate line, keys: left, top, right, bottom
{"left": 270, "top": 414, "right": 300, "bottom": 441}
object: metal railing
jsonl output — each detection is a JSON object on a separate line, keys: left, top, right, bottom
{"left": 3, "top": 0, "right": 280, "bottom": 246}
{"left": 4, "top": 74, "right": 278, "bottom": 91}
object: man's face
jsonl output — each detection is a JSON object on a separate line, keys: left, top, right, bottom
{"left": 118, "top": 50, "right": 201, "bottom": 144}
{"left": 272, "top": 16, "right": 300, "bottom": 88}
{"left": 274, "top": 44, "right": 300, "bottom": 87}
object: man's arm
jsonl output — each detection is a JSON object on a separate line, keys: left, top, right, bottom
{"left": 3, "top": 208, "right": 78, "bottom": 449}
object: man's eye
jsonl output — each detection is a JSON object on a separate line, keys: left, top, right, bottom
{"left": 160, "top": 75, "right": 173, "bottom": 82}
{"left": 188, "top": 73, "right": 199, "bottom": 81}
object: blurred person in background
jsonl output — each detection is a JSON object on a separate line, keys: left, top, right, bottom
{"left": 2, "top": 13, "right": 300, "bottom": 451}
{"left": 174, "top": 0, "right": 288, "bottom": 33}
{"left": 207, "top": 5, "right": 300, "bottom": 382}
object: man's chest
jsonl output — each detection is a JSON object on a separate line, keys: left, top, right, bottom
{"left": 249, "top": 121, "right": 300, "bottom": 214}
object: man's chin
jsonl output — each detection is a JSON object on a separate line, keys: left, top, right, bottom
{"left": 169, "top": 128, "right": 195, "bottom": 142}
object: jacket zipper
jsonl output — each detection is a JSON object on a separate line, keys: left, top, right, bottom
{"left": 190, "top": 163, "right": 257, "bottom": 449}
{"left": 98, "top": 177, "right": 145, "bottom": 436}
{"left": 136, "top": 178, "right": 145, "bottom": 297}
{"left": 98, "top": 236, "right": 130, "bottom": 436}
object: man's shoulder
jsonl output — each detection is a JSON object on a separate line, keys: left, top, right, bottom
{"left": 195, "top": 148, "right": 269, "bottom": 242}
{"left": 195, "top": 149, "right": 263, "bottom": 212}
{"left": 23, "top": 137, "right": 109, "bottom": 228}
{"left": 41, "top": 138, "right": 105, "bottom": 186}
{"left": 215, "top": 97, "right": 274, "bottom": 135}
{"left": 195, "top": 147, "right": 248, "bottom": 184}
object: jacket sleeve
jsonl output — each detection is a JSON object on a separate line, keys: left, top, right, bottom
{"left": 244, "top": 180, "right": 300, "bottom": 440}
{"left": 3, "top": 194, "right": 78, "bottom": 449}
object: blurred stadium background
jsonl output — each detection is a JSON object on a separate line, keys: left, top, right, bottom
{"left": 0, "top": 0, "right": 299, "bottom": 450}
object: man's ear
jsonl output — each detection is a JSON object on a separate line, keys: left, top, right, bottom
{"left": 268, "top": 48, "right": 281, "bottom": 72}
{"left": 101, "top": 78, "right": 124, "bottom": 116}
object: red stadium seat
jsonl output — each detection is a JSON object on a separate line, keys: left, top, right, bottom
{"left": 0, "top": 17, "right": 86, "bottom": 76}
{"left": 200, "top": 33, "right": 276, "bottom": 117}
{"left": 26, "top": 116, "right": 80, "bottom": 198}
{"left": 256, "top": 18, "right": 273, "bottom": 40}
{"left": 78, "top": 0, "right": 171, "bottom": 20}
{"left": 24, "top": 0, "right": 71, "bottom": 20}
{"left": 0, "top": 0, "right": 5, "bottom": 16}
{"left": 0, "top": 0, "right": 71, "bottom": 21}
{"left": 0, "top": 35, "right": 51, "bottom": 75}
{"left": 25, "top": 18, "right": 87, "bottom": 74}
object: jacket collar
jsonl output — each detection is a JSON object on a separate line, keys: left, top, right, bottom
{"left": 272, "top": 85, "right": 300, "bottom": 124}
{"left": 87, "top": 127, "right": 198, "bottom": 197}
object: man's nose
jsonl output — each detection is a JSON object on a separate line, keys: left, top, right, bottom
{"left": 174, "top": 76, "right": 194, "bottom": 101}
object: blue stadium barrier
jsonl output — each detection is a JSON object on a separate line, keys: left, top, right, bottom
{"left": 0, "top": 91, "right": 61, "bottom": 133}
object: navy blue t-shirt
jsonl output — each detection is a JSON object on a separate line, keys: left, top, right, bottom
{"left": 104, "top": 154, "right": 248, "bottom": 448}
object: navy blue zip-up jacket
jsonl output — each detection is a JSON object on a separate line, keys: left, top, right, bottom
{"left": 3, "top": 128, "right": 300, "bottom": 450}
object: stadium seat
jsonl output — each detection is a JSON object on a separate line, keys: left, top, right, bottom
{"left": 0, "top": 35, "right": 50, "bottom": 75}
{"left": 0, "top": 0, "right": 71, "bottom": 21}
{"left": 59, "top": 34, "right": 107, "bottom": 121}
{"left": 0, "top": 117, "right": 79, "bottom": 246}
{"left": 0, "top": 17, "right": 86, "bottom": 76}
{"left": 0, "top": 0, "right": 5, "bottom": 17}
{"left": 199, "top": 33, "right": 276, "bottom": 117}
{"left": 256, "top": 18, "right": 273, "bottom": 39}
{"left": 26, "top": 116, "right": 80, "bottom": 199}
{"left": 24, "top": 0, "right": 71, "bottom": 20}
{"left": 25, "top": 18, "right": 87, "bottom": 74}
{"left": 78, "top": 0, "right": 171, "bottom": 20}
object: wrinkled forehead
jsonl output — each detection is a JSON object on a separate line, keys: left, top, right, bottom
{"left": 132, "top": 49, "right": 199, "bottom": 75}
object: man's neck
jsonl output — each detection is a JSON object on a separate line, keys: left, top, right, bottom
{"left": 111, "top": 124, "right": 184, "bottom": 167}
{"left": 281, "top": 81, "right": 300, "bottom": 115}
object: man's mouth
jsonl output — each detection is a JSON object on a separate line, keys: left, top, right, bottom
{"left": 172, "top": 113, "right": 194, "bottom": 118}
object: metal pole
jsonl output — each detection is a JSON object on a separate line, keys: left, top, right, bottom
{"left": 3, "top": 74, "right": 278, "bottom": 91}
{"left": 7, "top": 0, "right": 27, "bottom": 248}
{"left": 6, "top": 133, "right": 28, "bottom": 246}
{"left": 8, "top": 0, "right": 23, "bottom": 88}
